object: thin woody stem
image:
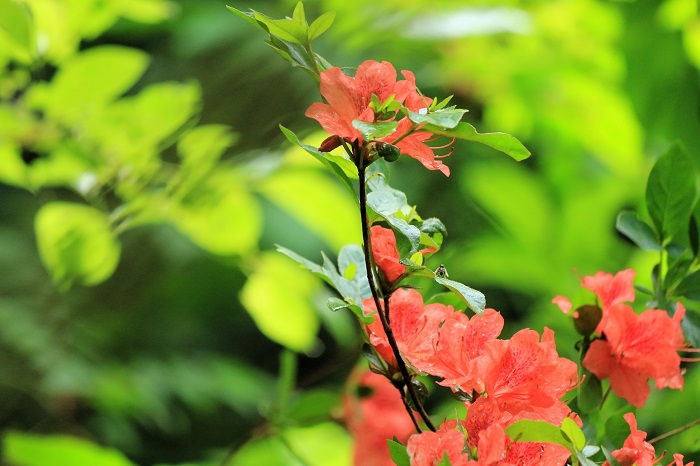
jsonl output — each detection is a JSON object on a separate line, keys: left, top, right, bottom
{"left": 357, "top": 152, "right": 436, "bottom": 432}
{"left": 648, "top": 418, "right": 700, "bottom": 444}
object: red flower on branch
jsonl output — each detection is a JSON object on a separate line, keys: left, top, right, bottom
{"left": 370, "top": 225, "right": 405, "bottom": 285}
{"left": 604, "top": 413, "right": 656, "bottom": 466}
{"left": 582, "top": 303, "right": 686, "bottom": 408}
{"left": 406, "top": 420, "right": 468, "bottom": 466}
{"left": 343, "top": 369, "right": 417, "bottom": 466}
{"left": 305, "top": 60, "right": 453, "bottom": 175}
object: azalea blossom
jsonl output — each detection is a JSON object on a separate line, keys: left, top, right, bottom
{"left": 305, "top": 60, "right": 453, "bottom": 175}
{"left": 582, "top": 302, "right": 686, "bottom": 408}
{"left": 370, "top": 225, "right": 405, "bottom": 285}
{"left": 406, "top": 420, "right": 469, "bottom": 466}
{"left": 604, "top": 413, "right": 656, "bottom": 466}
{"left": 344, "top": 368, "right": 417, "bottom": 466}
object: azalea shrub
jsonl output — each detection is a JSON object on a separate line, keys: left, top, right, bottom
{"left": 230, "top": 3, "right": 699, "bottom": 466}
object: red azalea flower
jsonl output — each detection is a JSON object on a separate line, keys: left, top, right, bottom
{"left": 344, "top": 368, "right": 417, "bottom": 466}
{"left": 475, "top": 328, "right": 579, "bottom": 414}
{"left": 668, "top": 454, "right": 695, "bottom": 466}
{"left": 406, "top": 420, "right": 469, "bottom": 466}
{"left": 305, "top": 60, "right": 454, "bottom": 175}
{"left": 370, "top": 225, "right": 405, "bottom": 285}
{"left": 582, "top": 303, "right": 686, "bottom": 408}
{"left": 604, "top": 413, "right": 656, "bottom": 466}
{"left": 364, "top": 288, "right": 452, "bottom": 369}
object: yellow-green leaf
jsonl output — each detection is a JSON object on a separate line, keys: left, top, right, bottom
{"left": 4, "top": 432, "right": 135, "bottom": 466}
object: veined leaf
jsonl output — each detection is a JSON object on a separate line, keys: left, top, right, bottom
{"left": 423, "top": 122, "right": 531, "bottom": 161}
{"left": 646, "top": 142, "right": 697, "bottom": 244}
{"left": 434, "top": 276, "right": 485, "bottom": 314}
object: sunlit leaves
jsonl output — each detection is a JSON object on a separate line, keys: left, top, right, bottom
{"left": 352, "top": 119, "right": 399, "bottom": 140}
{"left": 240, "top": 252, "right": 321, "bottom": 352}
{"left": 0, "top": 0, "right": 34, "bottom": 63}
{"left": 34, "top": 202, "right": 120, "bottom": 289}
{"left": 407, "top": 107, "right": 467, "bottom": 129}
{"left": 4, "top": 432, "right": 136, "bottom": 466}
{"left": 26, "top": 46, "right": 149, "bottom": 124}
{"left": 645, "top": 142, "right": 696, "bottom": 244}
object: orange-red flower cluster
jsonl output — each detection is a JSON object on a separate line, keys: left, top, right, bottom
{"left": 554, "top": 269, "right": 687, "bottom": 408}
{"left": 361, "top": 286, "right": 578, "bottom": 465}
{"left": 603, "top": 413, "right": 694, "bottom": 466}
{"left": 306, "top": 60, "right": 452, "bottom": 175}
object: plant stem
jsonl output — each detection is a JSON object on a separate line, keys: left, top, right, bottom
{"left": 648, "top": 418, "right": 700, "bottom": 444}
{"left": 357, "top": 154, "right": 436, "bottom": 432}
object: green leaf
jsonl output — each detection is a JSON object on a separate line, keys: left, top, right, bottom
{"left": 0, "top": 0, "right": 34, "bottom": 62}
{"left": 577, "top": 370, "right": 603, "bottom": 413}
{"left": 438, "top": 452, "right": 453, "bottom": 466}
{"left": 253, "top": 12, "right": 308, "bottom": 45}
{"left": 367, "top": 189, "right": 405, "bottom": 216}
{"left": 423, "top": 122, "right": 531, "bottom": 161}
{"left": 407, "top": 107, "right": 468, "bottom": 129}
{"left": 327, "top": 297, "right": 373, "bottom": 324}
{"left": 292, "top": 2, "right": 307, "bottom": 27}
{"left": 4, "top": 432, "right": 135, "bottom": 466}
{"left": 646, "top": 142, "right": 697, "bottom": 244}
{"left": 308, "top": 11, "right": 336, "bottom": 41}
{"left": 240, "top": 252, "right": 320, "bottom": 352}
{"left": 615, "top": 210, "right": 661, "bottom": 251}
{"left": 34, "top": 202, "right": 121, "bottom": 289}
{"left": 33, "top": 46, "right": 149, "bottom": 124}
{"left": 279, "top": 125, "right": 358, "bottom": 202}
{"left": 504, "top": 420, "right": 573, "bottom": 454}
{"left": 560, "top": 417, "right": 586, "bottom": 451}
{"left": 276, "top": 245, "right": 371, "bottom": 305}
{"left": 352, "top": 120, "right": 399, "bottom": 141}
{"left": 387, "top": 440, "right": 411, "bottom": 466}
{"left": 681, "top": 307, "right": 700, "bottom": 347}
{"left": 226, "top": 6, "right": 258, "bottom": 27}
{"left": 434, "top": 276, "right": 485, "bottom": 314}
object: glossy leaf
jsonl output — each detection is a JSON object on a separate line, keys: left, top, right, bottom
{"left": 423, "top": 122, "right": 531, "bottom": 161}
{"left": 34, "top": 202, "right": 120, "bottom": 288}
{"left": 277, "top": 245, "right": 371, "bottom": 305}
{"left": 407, "top": 107, "right": 467, "bottom": 129}
{"left": 240, "top": 252, "right": 320, "bottom": 352}
{"left": 681, "top": 307, "right": 700, "bottom": 348}
{"left": 387, "top": 439, "right": 410, "bottom": 466}
{"left": 434, "top": 276, "right": 485, "bottom": 314}
{"left": 352, "top": 119, "right": 399, "bottom": 141}
{"left": 615, "top": 210, "right": 660, "bottom": 251}
{"left": 646, "top": 142, "right": 696, "bottom": 244}
{"left": 4, "top": 432, "right": 135, "bottom": 466}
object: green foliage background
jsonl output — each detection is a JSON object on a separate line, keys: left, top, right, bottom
{"left": 0, "top": 0, "right": 699, "bottom": 464}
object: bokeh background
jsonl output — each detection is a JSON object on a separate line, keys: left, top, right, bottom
{"left": 1, "top": 0, "right": 699, "bottom": 464}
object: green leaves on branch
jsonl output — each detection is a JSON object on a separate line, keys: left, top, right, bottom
{"left": 352, "top": 119, "right": 399, "bottom": 141}
{"left": 434, "top": 276, "right": 486, "bottom": 315}
{"left": 227, "top": 2, "right": 335, "bottom": 81}
{"left": 34, "top": 202, "right": 120, "bottom": 289}
{"left": 407, "top": 107, "right": 467, "bottom": 129}
{"left": 276, "top": 244, "right": 371, "bottom": 306}
{"left": 423, "top": 122, "right": 531, "bottom": 161}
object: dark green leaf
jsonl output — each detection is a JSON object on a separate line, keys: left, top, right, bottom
{"left": 407, "top": 107, "right": 468, "bottom": 129}
{"left": 615, "top": 210, "right": 660, "bottom": 251}
{"left": 308, "top": 11, "right": 336, "bottom": 41}
{"left": 690, "top": 215, "right": 699, "bottom": 257}
{"left": 681, "top": 307, "right": 700, "bottom": 347}
{"left": 362, "top": 343, "right": 389, "bottom": 375}
{"left": 577, "top": 370, "right": 603, "bottom": 413}
{"left": 387, "top": 440, "right": 410, "bottom": 466}
{"left": 423, "top": 122, "right": 530, "bottom": 161}
{"left": 646, "top": 142, "right": 697, "bottom": 244}
{"left": 434, "top": 276, "right": 485, "bottom": 314}
{"left": 675, "top": 270, "right": 700, "bottom": 300}
{"left": 352, "top": 120, "right": 399, "bottom": 141}
{"left": 602, "top": 446, "right": 622, "bottom": 466}
{"left": 420, "top": 217, "right": 447, "bottom": 236}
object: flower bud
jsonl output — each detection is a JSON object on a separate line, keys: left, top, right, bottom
{"left": 573, "top": 304, "right": 602, "bottom": 336}
{"left": 375, "top": 141, "right": 401, "bottom": 162}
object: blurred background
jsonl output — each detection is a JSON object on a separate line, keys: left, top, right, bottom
{"left": 1, "top": 0, "right": 699, "bottom": 464}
